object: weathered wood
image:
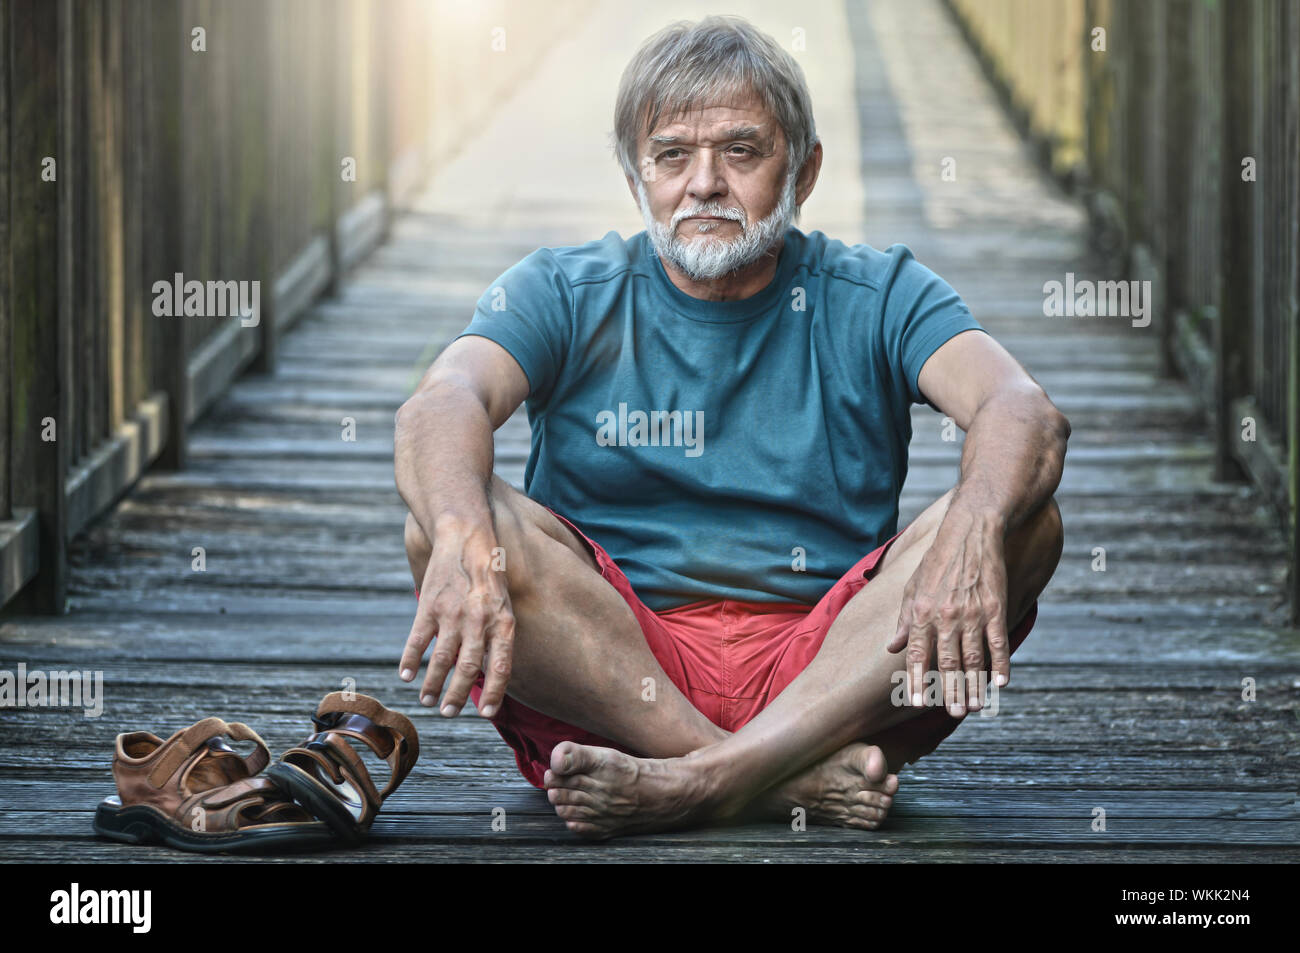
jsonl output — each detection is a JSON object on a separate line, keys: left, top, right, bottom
{"left": 0, "top": 0, "right": 9, "bottom": 520}
{"left": 8, "top": 0, "right": 67, "bottom": 612}
{"left": 3, "top": 0, "right": 1298, "bottom": 863}
{"left": 147, "top": 0, "right": 189, "bottom": 472}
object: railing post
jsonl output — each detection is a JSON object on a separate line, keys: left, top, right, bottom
{"left": 1217, "top": 2, "right": 1253, "bottom": 484}
{"left": 148, "top": 0, "right": 188, "bottom": 470}
{"left": 1, "top": 0, "right": 11, "bottom": 523}
{"left": 244, "top": 0, "right": 277, "bottom": 375}
{"left": 8, "top": 0, "right": 67, "bottom": 612}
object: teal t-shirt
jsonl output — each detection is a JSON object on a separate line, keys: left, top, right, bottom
{"left": 457, "top": 227, "right": 984, "bottom": 611}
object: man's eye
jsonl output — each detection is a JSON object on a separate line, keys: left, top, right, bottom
{"left": 658, "top": 149, "right": 684, "bottom": 160}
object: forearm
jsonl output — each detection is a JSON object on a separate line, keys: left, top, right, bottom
{"left": 948, "top": 388, "right": 1069, "bottom": 533}
{"left": 394, "top": 381, "right": 497, "bottom": 545}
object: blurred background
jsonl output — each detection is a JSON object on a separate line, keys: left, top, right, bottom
{"left": 0, "top": 0, "right": 1296, "bottom": 620}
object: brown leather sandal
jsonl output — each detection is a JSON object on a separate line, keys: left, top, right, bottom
{"left": 93, "top": 716, "right": 333, "bottom": 853}
{"left": 266, "top": 692, "right": 418, "bottom": 845}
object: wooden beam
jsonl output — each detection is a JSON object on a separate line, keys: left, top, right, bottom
{"left": 0, "top": 508, "right": 39, "bottom": 606}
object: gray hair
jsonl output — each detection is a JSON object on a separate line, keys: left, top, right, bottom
{"left": 611, "top": 15, "right": 818, "bottom": 186}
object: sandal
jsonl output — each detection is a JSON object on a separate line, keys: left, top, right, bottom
{"left": 266, "top": 692, "right": 418, "bottom": 845}
{"left": 93, "top": 716, "right": 333, "bottom": 853}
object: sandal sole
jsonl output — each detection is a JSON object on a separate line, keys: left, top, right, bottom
{"left": 265, "top": 762, "right": 367, "bottom": 846}
{"left": 93, "top": 799, "right": 336, "bottom": 855}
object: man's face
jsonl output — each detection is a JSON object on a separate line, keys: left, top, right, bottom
{"left": 631, "top": 94, "right": 798, "bottom": 282}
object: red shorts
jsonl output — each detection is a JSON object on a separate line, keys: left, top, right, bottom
{"left": 426, "top": 511, "right": 1037, "bottom": 789}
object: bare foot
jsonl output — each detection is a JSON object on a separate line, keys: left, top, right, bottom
{"left": 543, "top": 741, "right": 720, "bottom": 839}
{"left": 543, "top": 740, "right": 899, "bottom": 838}
{"left": 753, "top": 742, "right": 899, "bottom": 830}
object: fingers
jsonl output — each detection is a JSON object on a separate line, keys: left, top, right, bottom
{"left": 438, "top": 616, "right": 484, "bottom": 716}
{"left": 934, "top": 609, "right": 965, "bottom": 718}
{"left": 905, "top": 617, "right": 934, "bottom": 709}
{"left": 475, "top": 612, "right": 516, "bottom": 719}
{"left": 886, "top": 580, "right": 915, "bottom": 654}
{"left": 960, "top": 625, "right": 985, "bottom": 712}
{"left": 399, "top": 598, "right": 438, "bottom": 683}
{"left": 985, "top": 600, "right": 1011, "bottom": 689}
{"left": 421, "top": 625, "right": 460, "bottom": 711}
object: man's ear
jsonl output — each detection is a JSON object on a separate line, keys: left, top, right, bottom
{"left": 795, "top": 141, "right": 824, "bottom": 208}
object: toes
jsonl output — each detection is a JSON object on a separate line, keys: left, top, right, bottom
{"left": 550, "top": 741, "right": 604, "bottom": 777}
{"left": 863, "top": 745, "right": 889, "bottom": 784}
{"left": 554, "top": 803, "right": 598, "bottom": 821}
{"left": 563, "top": 819, "right": 608, "bottom": 839}
{"left": 547, "top": 787, "right": 597, "bottom": 808}
{"left": 855, "top": 789, "right": 890, "bottom": 809}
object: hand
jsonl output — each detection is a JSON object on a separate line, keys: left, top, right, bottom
{"left": 399, "top": 523, "right": 515, "bottom": 719}
{"left": 885, "top": 506, "right": 1010, "bottom": 717}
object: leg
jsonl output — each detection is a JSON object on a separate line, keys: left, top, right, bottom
{"left": 405, "top": 475, "right": 723, "bottom": 756}
{"left": 546, "top": 491, "right": 1063, "bottom": 837}
{"left": 406, "top": 478, "right": 896, "bottom": 826}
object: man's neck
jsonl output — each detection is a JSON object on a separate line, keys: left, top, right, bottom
{"left": 660, "top": 237, "right": 786, "bottom": 302}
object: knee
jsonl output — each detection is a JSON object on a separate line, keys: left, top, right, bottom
{"left": 404, "top": 511, "right": 430, "bottom": 562}
{"left": 1033, "top": 496, "right": 1064, "bottom": 568}
{"left": 1007, "top": 496, "right": 1062, "bottom": 624}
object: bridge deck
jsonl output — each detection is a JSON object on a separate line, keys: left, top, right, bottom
{"left": 1, "top": 0, "right": 1296, "bottom": 863}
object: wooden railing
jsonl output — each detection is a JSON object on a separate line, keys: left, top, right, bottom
{"left": 945, "top": 0, "right": 1300, "bottom": 622}
{"left": 1, "top": 0, "right": 592, "bottom": 613}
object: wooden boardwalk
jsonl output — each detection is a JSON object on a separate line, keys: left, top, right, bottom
{"left": 2, "top": 0, "right": 1297, "bottom": 863}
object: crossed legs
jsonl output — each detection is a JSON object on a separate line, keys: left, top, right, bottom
{"left": 405, "top": 475, "right": 1062, "bottom": 836}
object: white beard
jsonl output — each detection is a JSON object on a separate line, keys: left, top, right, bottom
{"left": 637, "top": 172, "right": 797, "bottom": 282}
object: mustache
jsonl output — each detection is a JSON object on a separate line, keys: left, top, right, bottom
{"left": 672, "top": 205, "right": 747, "bottom": 229}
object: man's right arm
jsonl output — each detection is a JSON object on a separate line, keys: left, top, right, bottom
{"left": 393, "top": 335, "right": 530, "bottom": 718}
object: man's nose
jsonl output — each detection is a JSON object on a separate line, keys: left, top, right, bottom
{"left": 685, "top": 148, "right": 728, "bottom": 203}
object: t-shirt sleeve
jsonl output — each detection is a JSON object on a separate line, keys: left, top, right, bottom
{"left": 454, "top": 248, "right": 573, "bottom": 405}
{"left": 878, "top": 245, "right": 986, "bottom": 410}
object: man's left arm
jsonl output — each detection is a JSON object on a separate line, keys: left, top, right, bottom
{"left": 886, "top": 328, "right": 1070, "bottom": 716}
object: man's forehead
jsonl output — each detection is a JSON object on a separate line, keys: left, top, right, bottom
{"left": 645, "top": 103, "right": 780, "bottom": 144}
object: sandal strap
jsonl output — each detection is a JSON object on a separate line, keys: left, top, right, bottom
{"left": 311, "top": 693, "right": 418, "bottom": 800}
{"left": 179, "top": 776, "right": 310, "bottom": 833}
{"left": 146, "top": 717, "right": 271, "bottom": 789}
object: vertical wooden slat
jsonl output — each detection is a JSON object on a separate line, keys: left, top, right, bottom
{"left": 104, "top": 0, "right": 124, "bottom": 434}
{"left": 123, "top": 0, "right": 145, "bottom": 413}
{"left": 0, "top": 0, "right": 11, "bottom": 520}
{"left": 1217, "top": 0, "right": 1253, "bottom": 482}
{"left": 150, "top": 0, "right": 189, "bottom": 469}
{"left": 63, "top": 1, "right": 82, "bottom": 468}
{"left": 1284, "top": 0, "right": 1300, "bottom": 623}
{"left": 9, "top": 0, "right": 67, "bottom": 611}
{"left": 246, "top": 0, "right": 277, "bottom": 373}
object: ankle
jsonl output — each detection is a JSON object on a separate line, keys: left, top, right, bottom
{"left": 679, "top": 746, "right": 748, "bottom": 822}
